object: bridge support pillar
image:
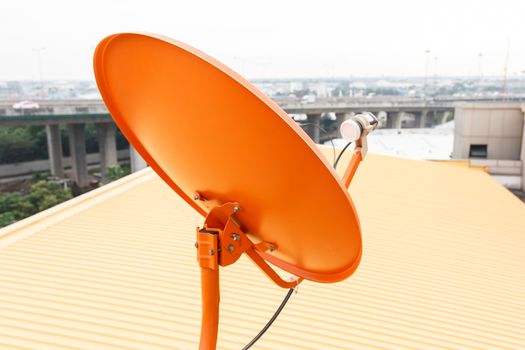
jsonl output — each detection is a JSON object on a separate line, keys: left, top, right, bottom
{"left": 306, "top": 114, "right": 322, "bottom": 143}
{"left": 45, "top": 124, "right": 64, "bottom": 178}
{"left": 387, "top": 112, "right": 402, "bottom": 129}
{"left": 130, "top": 146, "right": 148, "bottom": 173}
{"left": 335, "top": 113, "right": 350, "bottom": 138}
{"left": 67, "top": 123, "right": 89, "bottom": 188}
{"left": 415, "top": 111, "right": 428, "bottom": 128}
{"left": 96, "top": 122, "right": 118, "bottom": 179}
{"left": 437, "top": 111, "right": 449, "bottom": 125}
{"left": 426, "top": 111, "right": 436, "bottom": 127}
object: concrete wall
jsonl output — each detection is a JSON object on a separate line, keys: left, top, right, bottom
{"left": 453, "top": 103, "right": 525, "bottom": 160}
{"left": 522, "top": 117, "right": 525, "bottom": 192}
{"left": 469, "top": 159, "right": 522, "bottom": 175}
{"left": 0, "top": 149, "right": 130, "bottom": 179}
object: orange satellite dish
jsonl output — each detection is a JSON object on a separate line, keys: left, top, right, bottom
{"left": 94, "top": 32, "right": 376, "bottom": 350}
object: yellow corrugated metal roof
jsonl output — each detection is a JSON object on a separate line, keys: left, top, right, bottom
{"left": 0, "top": 151, "right": 524, "bottom": 350}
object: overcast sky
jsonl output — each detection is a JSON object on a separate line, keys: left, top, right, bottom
{"left": 1, "top": 0, "right": 524, "bottom": 80}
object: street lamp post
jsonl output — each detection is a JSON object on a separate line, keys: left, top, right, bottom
{"left": 424, "top": 49, "right": 431, "bottom": 96}
{"left": 433, "top": 56, "right": 438, "bottom": 91}
{"left": 477, "top": 53, "right": 483, "bottom": 80}
{"left": 33, "top": 46, "right": 46, "bottom": 99}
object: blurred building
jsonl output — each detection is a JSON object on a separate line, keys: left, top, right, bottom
{"left": 453, "top": 103, "right": 525, "bottom": 192}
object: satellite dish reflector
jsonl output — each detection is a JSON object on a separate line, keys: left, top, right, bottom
{"left": 94, "top": 32, "right": 371, "bottom": 350}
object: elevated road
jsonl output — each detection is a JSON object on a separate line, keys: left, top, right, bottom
{"left": 0, "top": 97, "right": 491, "bottom": 187}
{"left": 2, "top": 95, "right": 523, "bottom": 124}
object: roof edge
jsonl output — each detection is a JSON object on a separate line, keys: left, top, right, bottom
{"left": 0, "top": 167, "right": 155, "bottom": 249}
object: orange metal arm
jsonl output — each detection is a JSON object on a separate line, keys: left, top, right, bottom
{"left": 342, "top": 147, "right": 362, "bottom": 188}
{"left": 246, "top": 247, "right": 303, "bottom": 289}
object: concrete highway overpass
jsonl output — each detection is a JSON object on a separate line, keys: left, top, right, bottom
{"left": 0, "top": 97, "right": 461, "bottom": 187}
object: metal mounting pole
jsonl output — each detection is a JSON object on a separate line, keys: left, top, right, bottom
{"left": 194, "top": 202, "right": 303, "bottom": 349}
{"left": 199, "top": 262, "right": 220, "bottom": 349}
{"left": 197, "top": 229, "right": 220, "bottom": 350}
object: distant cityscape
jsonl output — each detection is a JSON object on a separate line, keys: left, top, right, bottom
{"left": 1, "top": 76, "right": 524, "bottom": 205}
{"left": 1, "top": 76, "right": 525, "bottom": 101}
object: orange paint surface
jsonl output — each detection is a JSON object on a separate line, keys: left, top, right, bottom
{"left": 94, "top": 33, "right": 362, "bottom": 283}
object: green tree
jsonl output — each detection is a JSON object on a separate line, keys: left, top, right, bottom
{"left": 106, "top": 164, "right": 131, "bottom": 182}
{"left": 0, "top": 127, "right": 39, "bottom": 163}
{"left": 0, "top": 180, "right": 72, "bottom": 228}
{"left": 0, "top": 212, "right": 16, "bottom": 227}
{"left": 27, "top": 180, "right": 72, "bottom": 211}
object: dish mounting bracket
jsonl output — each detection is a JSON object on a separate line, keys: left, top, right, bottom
{"left": 195, "top": 202, "right": 302, "bottom": 349}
